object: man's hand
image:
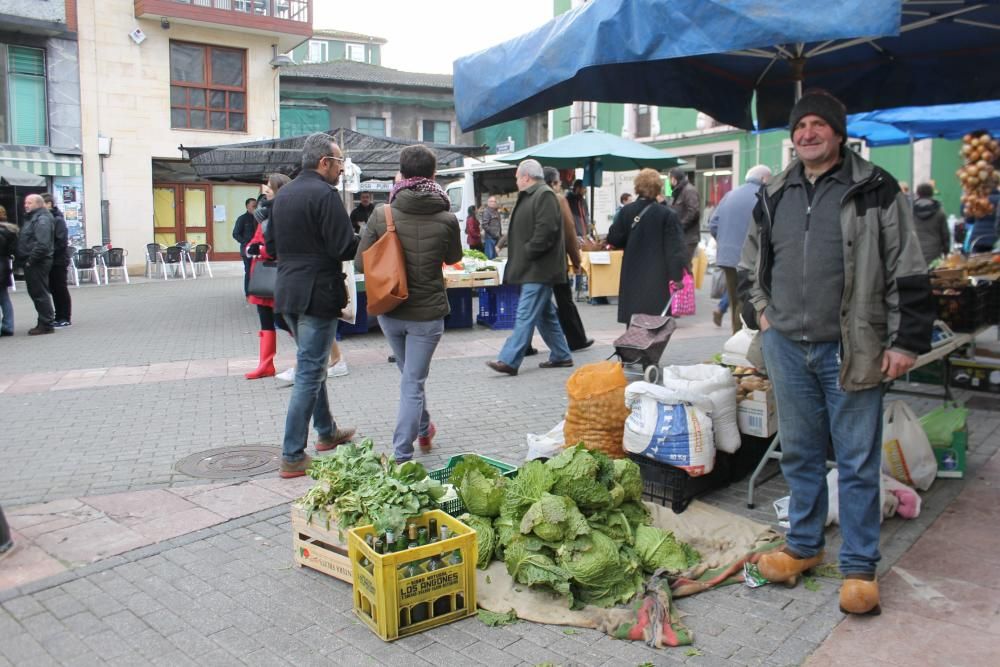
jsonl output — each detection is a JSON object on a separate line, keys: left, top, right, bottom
{"left": 881, "top": 349, "right": 916, "bottom": 381}
{"left": 758, "top": 312, "right": 770, "bottom": 331}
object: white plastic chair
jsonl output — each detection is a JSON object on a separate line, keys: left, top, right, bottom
{"left": 102, "top": 247, "right": 130, "bottom": 284}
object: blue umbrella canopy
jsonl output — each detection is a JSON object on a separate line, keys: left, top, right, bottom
{"left": 455, "top": 0, "right": 1000, "bottom": 132}
{"left": 494, "top": 128, "right": 683, "bottom": 170}
{"left": 853, "top": 101, "right": 1000, "bottom": 142}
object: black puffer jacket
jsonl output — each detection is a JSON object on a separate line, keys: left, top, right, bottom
{"left": 912, "top": 197, "right": 950, "bottom": 263}
{"left": 355, "top": 189, "right": 462, "bottom": 321}
{"left": 0, "top": 222, "right": 18, "bottom": 289}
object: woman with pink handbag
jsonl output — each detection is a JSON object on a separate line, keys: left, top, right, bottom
{"left": 607, "top": 168, "right": 687, "bottom": 325}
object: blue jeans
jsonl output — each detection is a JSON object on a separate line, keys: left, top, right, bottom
{"left": 378, "top": 315, "right": 444, "bottom": 461}
{"left": 761, "top": 328, "right": 884, "bottom": 575}
{"left": 718, "top": 291, "right": 729, "bottom": 314}
{"left": 281, "top": 314, "right": 340, "bottom": 463}
{"left": 498, "top": 283, "right": 572, "bottom": 369}
{"left": 484, "top": 237, "right": 497, "bottom": 260}
{"left": 0, "top": 288, "right": 12, "bottom": 334}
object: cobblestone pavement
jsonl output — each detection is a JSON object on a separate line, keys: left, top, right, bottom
{"left": 1, "top": 268, "right": 998, "bottom": 666}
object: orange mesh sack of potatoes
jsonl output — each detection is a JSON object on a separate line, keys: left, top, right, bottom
{"left": 563, "top": 360, "right": 631, "bottom": 458}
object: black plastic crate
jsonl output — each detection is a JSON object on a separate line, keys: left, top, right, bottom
{"left": 933, "top": 285, "right": 984, "bottom": 333}
{"left": 628, "top": 452, "right": 731, "bottom": 514}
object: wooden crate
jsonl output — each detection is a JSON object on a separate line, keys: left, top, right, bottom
{"left": 444, "top": 270, "right": 499, "bottom": 289}
{"left": 291, "top": 505, "right": 353, "bottom": 583}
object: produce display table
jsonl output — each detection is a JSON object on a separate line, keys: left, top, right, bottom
{"left": 579, "top": 250, "right": 623, "bottom": 298}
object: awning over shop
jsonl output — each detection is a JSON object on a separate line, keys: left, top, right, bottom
{"left": 0, "top": 164, "right": 46, "bottom": 186}
{"left": 182, "top": 128, "right": 488, "bottom": 182}
{"left": 0, "top": 147, "right": 82, "bottom": 177}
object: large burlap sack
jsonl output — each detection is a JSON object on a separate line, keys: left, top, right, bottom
{"left": 563, "top": 361, "right": 631, "bottom": 458}
{"left": 623, "top": 381, "right": 716, "bottom": 476}
{"left": 661, "top": 364, "right": 741, "bottom": 453}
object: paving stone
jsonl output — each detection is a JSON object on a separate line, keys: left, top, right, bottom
{"left": 457, "top": 640, "right": 524, "bottom": 667}
{"left": 61, "top": 611, "right": 108, "bottom": 638}
{"left": 20, "top": 610, "right": 68, "bottom": 643}
{"left": 211, "top": 626, "right": 264, "bottom": 657}
{"left": 2, "top": 596, "right": 45, "bottom": 620}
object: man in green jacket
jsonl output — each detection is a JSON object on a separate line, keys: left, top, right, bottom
{"left": 740, "top": 91, "right": 934, "bottom": 616}
{"left": 487, "top": 159, "right": 573, "bottom": 376}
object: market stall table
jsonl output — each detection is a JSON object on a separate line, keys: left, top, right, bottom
{"left": 579, "top": 250, "right": 623, "bottom": 299}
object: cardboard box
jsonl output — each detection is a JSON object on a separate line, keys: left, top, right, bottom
{"left": 949, "top": 359, "right": 1000, "bottom": 393}
{"left": 933, "top": 427, "right": 967, "bottom": 479}
{"left": 737, "top": 388, "right": 777, "bottom": 437}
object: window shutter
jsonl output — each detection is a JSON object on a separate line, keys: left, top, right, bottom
{"left": 7, "top": 46, "right": 46, "bottom": 145}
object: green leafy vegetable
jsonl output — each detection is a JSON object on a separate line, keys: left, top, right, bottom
{"left": 613, "top": 458, "right": 644, "bottom": 503}
{"left": 547, "top": 445, "right": 614, "bottom": 510}
{"left": 803, "top": 576, "right": 822, "bottom": 592}
{"left": 463, "top": 248, "right": 489, "bottom": 261}
{"left": 460, "top": 513, "right": 497, "bottom": 569}
{"left": 450, "top": 456, "right": 507, "bottom": 517}
{"left": 297, "top": 439, "right": 444, "bottom": 537}
{"left": 501, "top": 459, "right": 554, "bottom": 519}
{"left": 477, "top": 609, "right": 518, "bottom": 627}
{"left": 634, "top": 525, "right": 701, "bottom": 574}
{"left": 520, "top": 493, "right": 591, "bottom": 543}
{"left": 504, "top": 535, "right": 572, "bottom": 600}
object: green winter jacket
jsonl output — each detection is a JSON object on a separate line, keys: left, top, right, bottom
{"left": 738, "top": 149, "right": 935, "bottom": 391}
{"left": 503, "top": 181, "right": 567, "bottom": 286}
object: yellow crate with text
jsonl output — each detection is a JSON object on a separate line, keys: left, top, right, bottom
{"left": 347, "top": 509, "right": 477, "bottom": 641}
{"left": 291, "top": 505, "right": 353, "bottom": 584}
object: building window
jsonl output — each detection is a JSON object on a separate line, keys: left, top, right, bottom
{"left": 422, "top": 120, "right": 450, "bottom": 144}
{"left": 356, "top": 116, "right": 386, "bottom": 137}
{"left": 307, "top": 40, "right": 328, "bottom": 63}
{"left": 4, "top": 45, "right": 47, "bottom": 146}
{"left": 346, "top": 43, "right": 365, "bottom": 62}
{"left": 635, "top": 104, "right": 651, "bottom": 138}
{"left": 169, "top": 42, "right": 246, "bottom": 132}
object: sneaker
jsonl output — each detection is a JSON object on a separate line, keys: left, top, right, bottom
{"left": 418, "top": 423, "right": 436, "bottom": 451}
{"left": 327, "top": 360, "right": 349, "bottom": 378}
{"left": 316, "top": 427, "right": 356, "bottom": 452}
{"left": 279, "top": 454, "right": 312, "bottom": 479}
{"left": 275, "top": 367, "right": 295, "bottom": 385}
{"left": 0, "top": 330, "right": 12, "bottom": 337}
{"left": 712, "top": 310, "right": 723, "bottom": 327}
{"left": 28, "top": 326, "right": 55, "bottom": 336}
{"left": 52, "top": 320, "right": 71, "bottom": 328}
{"left": 387, "top": 354, "right": 396, "bottom": 363}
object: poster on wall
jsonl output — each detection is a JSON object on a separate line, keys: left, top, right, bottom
{"left": 54, "top": 176, "right": 85, "bottom": 248}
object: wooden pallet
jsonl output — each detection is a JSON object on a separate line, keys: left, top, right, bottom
{"left": 291, "top": 505, "right": 353, "bottom": 583}
{"left": 444, "top": 270, "right": 500, "bottom": 289}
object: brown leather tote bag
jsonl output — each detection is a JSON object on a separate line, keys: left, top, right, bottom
{"left": 362, "top": 204, "right": 409, "bottom": 316}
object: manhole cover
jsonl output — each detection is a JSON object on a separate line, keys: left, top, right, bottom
{"left": 175, "top": 446, "right": 281, "bottom": 479}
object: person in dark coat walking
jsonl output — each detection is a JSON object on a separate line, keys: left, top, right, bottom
{"left": 17, "top": 194, "right": 56, "bottom": 335}
{"left": 486, "top": 159, "right": 573, "bottom": 376}
{"left": 912, "top": 182, "right": 950, "bottom": 263}
{"left": 271, "top": 133, "right": 358, "bottom": 478}
{"left": 0, "top": 206, "right": 16, "bottom": 336}
{"left": 232, "top": 198, "right": 258, "bottom": 296}
{"left": 42, "top": 193, "right": 72, "bottom": 327}
{"left": 607, "top": 169, "right": 687, "bottom": 325}
{"left": 544, "top": 167, "right": 593, "bottom": 350}
{"left": 669, "top": 167, "right": 701, "bottom": 264}
{"left": 349, "top": 192, "right": 375, "bottom": 233}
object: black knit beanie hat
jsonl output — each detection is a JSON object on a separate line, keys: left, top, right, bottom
{"left": 789, "top": 90, "right": 847, "bottom": 144}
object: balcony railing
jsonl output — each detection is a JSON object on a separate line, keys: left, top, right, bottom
{"left": 169, "top": 0, "right": 309, "bottom": 23}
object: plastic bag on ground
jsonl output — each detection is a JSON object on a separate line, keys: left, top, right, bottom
{"left": 623, "top": 381, "right": 715, "bottom": 476}
{"left": 919, "top": 403, "right": 969, "bottom": 447}
{"left": 526, "top": 420, "right": 565, "bottom": 461}
{"left": 564, "top": 361, "right": 631, "bottom": 458}
{"left": 881, "top": 401, "right": 937, "bottom": 491}
{"left": 661, "top": 364, "right": 741, "bottom": 454}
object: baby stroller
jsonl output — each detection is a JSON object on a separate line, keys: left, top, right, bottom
{"left": 611, "top": 299, "right": 676, "bottom": 384}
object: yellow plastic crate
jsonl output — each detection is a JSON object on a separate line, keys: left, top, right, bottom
{"left": 347, "top": 509, "right": 477, "bottom": 641}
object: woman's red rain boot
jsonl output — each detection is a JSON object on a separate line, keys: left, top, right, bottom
{"left": 246, "top": 330, "right": 277, "bottom": 379}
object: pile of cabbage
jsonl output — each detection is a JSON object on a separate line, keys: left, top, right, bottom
{"left": 453, "top": 445, "right": 701, "bottom": 608}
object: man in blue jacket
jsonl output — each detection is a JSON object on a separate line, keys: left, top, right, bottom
{"left": 271, "top": 133, "right": 358, "bottom": 478}
{"left": 709, "top": 165, "right": 771, "bottom": 333}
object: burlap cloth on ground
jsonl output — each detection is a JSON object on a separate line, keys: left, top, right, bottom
{"left": 477, "top": 500, "right": 781, "bottom": 648}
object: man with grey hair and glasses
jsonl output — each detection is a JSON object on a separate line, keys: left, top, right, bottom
{"left": 271, "top": 133, "right": 358, "bottom": 477}
{"left": 487, "top": 159, "right": 573, "bottom": 376}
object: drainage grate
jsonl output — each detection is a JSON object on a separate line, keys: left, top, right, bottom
{"left": 175, "top": 446, "right": 281, "bottom": 479}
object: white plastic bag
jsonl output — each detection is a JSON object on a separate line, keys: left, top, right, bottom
{"left": 623, "top": 382, "right": 716, "bottom": 476}
{"left": 339, "top": 261, "right": 358, "bottom": 325}
{"left": 526, "top": 420, "right": 565, "bottom": 461}
{"left": 881, "top": 401, "right": 937, "bottom": 491}
{"left": 661, "top": 364, "right": 741, "bottom": 453}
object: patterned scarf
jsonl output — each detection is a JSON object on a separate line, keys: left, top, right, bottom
{"left": 389, "top": 176, "right": 451, "bottom": 208}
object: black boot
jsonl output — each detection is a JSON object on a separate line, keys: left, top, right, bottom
{"left": 0, "top": 505, "right": 13, "bottom": 556}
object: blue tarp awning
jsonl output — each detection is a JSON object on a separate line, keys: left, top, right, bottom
{"left": 455, "top": 1, "right": 1000, "bottom": 133}
{"left": 849, "top": 101, "right": 1000, "bottom": 145}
